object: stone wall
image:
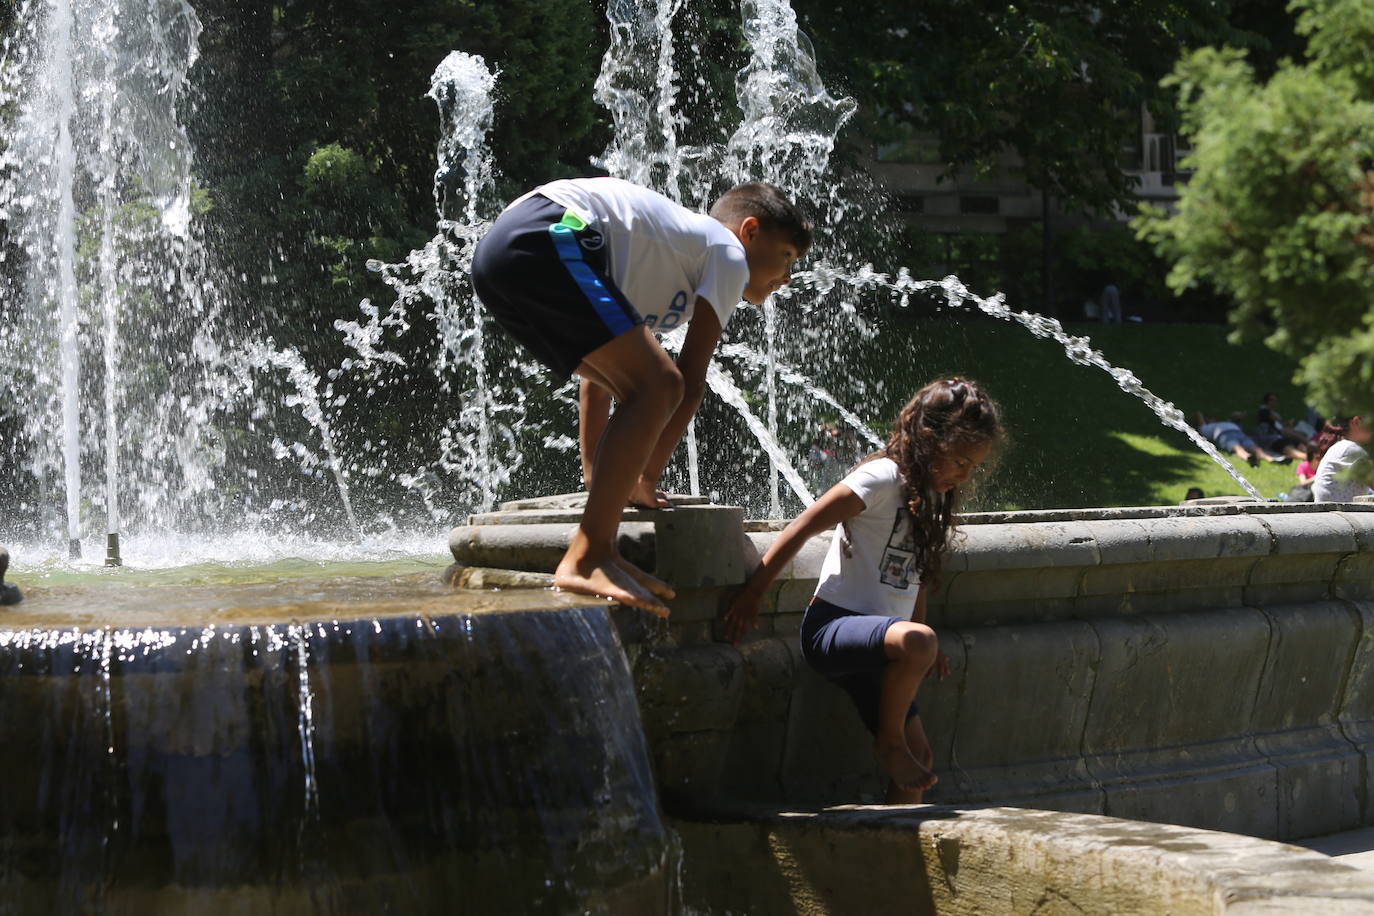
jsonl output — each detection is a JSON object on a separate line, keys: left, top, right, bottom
{"left": 453, "top": 500, "right": 1374, "bottom": 842}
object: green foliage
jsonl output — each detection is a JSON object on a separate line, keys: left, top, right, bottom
{"left": 791, "top": 0, "right": 1271, "bottom": 214}
{"left": 1137, "top": 0, "right": 1374, "bottom": 415}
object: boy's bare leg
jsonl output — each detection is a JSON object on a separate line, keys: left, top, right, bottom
{"left": 557, "top": 327, "right": 683, "bottom": 614}
{"left": 578, "top": 377, "right": 610, "bottom": 489}
{"left": 581, "top": 377, "right": 673, "bottom": 509}
{"left": 886, "top": 714, "right": 933, "bottom": 804}
{"left": 874, "top": 622, "right": 938, "bottom": 792}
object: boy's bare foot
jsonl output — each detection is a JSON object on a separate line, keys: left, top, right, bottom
{"left": 627, "top": 477, "right": 674, "bottom": 510}
{"left": 554, "top": 558, "right": 670, "bottom": 617}
{"left": 875, "top": 738, "right": 937, "bottom": 792}
{"left": 614, "top": 554, "right": 676, "bottom": 601}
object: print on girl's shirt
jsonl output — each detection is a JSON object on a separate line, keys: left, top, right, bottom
{"left": 879, "top": 507, "right": 917, "bottom": 589}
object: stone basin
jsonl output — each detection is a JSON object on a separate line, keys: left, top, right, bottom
{"left": 0, "top": 570, "right": 667, "bottom": 914}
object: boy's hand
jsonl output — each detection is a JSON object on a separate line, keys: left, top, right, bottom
{"left": 723, "top": 587, "right": 764, "bottom": 645}
{"left": 928, "top": 651, "right": 951, "bottom": 681}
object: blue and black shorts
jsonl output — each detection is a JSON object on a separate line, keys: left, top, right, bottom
{"left": 800, "top": 596, "right": 918, "bottom": 735}
{"left": 472, "top": 193, "right": 643, "bottom": 380}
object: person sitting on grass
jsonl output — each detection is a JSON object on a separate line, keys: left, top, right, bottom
{"left": 1312, "top": 417, "right": 1374, "bottom": 503}
{"left": 724, "top": 377, "right": 1002, "bottom": 803}
{"left": 1195, "top": 412, "right": 1290, "bottom": 467}
{"left": 472, "top": 177, "right": 810, "bottom": 613}
{"left": 1253, "top": 393, "right": 1307, "bottom": 462}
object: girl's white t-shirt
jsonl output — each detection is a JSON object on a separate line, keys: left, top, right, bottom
{"left": 1313, "top": 438, "right": 1374, "bottom": 502}
{"left": 516, "top": 177, "right": 749, "bottom": 333}
{"left": 814, "top": 457, "right": 922, "bottom": 617}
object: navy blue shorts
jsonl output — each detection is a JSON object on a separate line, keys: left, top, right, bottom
{"left": 800, "top": 597, "right": 918, "bottom": 735}
{"left": 472, "top": 194, "right": 643, "bottom": 380}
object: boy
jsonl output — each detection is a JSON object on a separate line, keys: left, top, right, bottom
{"left": 472, "top": 177, "right": 811, "bottom": 614}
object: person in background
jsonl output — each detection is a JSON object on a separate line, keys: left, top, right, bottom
{"left": 1254, "top": 393, "right": 1307, "bottom": 461}
{"left": 1099, "top": 282, "right": 1121, "bottom": 324}
{"left": 1184, "top": 487, "right": 1205, "bottom": 502}
{"left": 1195, "top": 412, "right": 1290, "bottom": 467}
{"left": 1312, "top": 417, "right": 1374, "bottom": 503}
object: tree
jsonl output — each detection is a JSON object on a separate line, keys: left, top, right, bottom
{"left": 1137, "top": 0, "right": 1374, "bottom": 416}
{"left": 790, "top": 0, "right": 1268, "bottom": 215}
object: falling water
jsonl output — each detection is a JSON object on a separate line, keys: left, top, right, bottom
{"left": 245, "top": 343, "right": 362, "bottom": 538}
{"left": 793, "top": 267, "right": 1267, "bottom": 500}
{"left": 343, "top": 51, "right": 523, "bottom": 519}
{"left": 0, "top": 596, "right": 668, "bottom": 909}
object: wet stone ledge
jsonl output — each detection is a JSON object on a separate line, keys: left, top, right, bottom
{"left": 449, "top": 499, "right": 1374, "bottom": 842}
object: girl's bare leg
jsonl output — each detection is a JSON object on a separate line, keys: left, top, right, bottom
{"left": 874, "top": 622, "right": 938, "bottom": 792}
{"left": 886, "top": 714, "right": 934, "bottom": 804}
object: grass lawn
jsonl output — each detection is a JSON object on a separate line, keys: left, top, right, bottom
{"left": 866, "top": 317, "right": 1308, "bottom": 511}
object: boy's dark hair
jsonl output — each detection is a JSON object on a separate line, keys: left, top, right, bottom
{"left": 881, "top": 377, "right": 1002, "bottom": 590}
{"left": 709, "top": 182, "right": 813, "bottom": 254}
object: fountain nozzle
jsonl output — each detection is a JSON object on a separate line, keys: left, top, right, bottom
{"left": 0, "top": 546, "right": 23, "bottom": 606}
{"left": 68, "top": 538, "right": 81, "bottom": 560}
{"left": 105, "top": 532, "right": 122, "bottom": 567}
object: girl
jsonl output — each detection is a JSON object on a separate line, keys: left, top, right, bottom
{"left": 724, "top": 377, "right": 1002, "bottom": 803}
{"left": 1312, "top": 416, "right": 1374, "bottom": 503}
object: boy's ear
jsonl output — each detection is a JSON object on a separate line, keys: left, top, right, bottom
{"left": 738, "top": 215, "right": 761, "bottom": 242}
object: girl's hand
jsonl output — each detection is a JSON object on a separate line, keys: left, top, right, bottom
{"left": 929, "top": 651, "right": 951, "bottom": 681}
{"left": 723, "top": 587, "right": 764, "bottom": 645}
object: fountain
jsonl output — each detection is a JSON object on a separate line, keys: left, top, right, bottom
{"left": 3, "top": 0, "right": 1373, "bottom": 911}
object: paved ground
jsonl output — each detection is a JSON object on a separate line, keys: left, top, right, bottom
{"left": 1295, "top": 828, "right": 1374, "bottom": 870}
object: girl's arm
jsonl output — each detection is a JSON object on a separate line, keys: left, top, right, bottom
{"left": 722, "top": 483, "right": 866, "bottom": 644}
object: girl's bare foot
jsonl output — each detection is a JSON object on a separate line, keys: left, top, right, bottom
{"left": 554, "top": 558, "right": 669, "bottom": 617}
{"left": 875, "top": 738, "right": 937, "bottom": 792}
{"left": 627, "top": 477, "right": 673, "bottom": 510}
{"left": 614, "top": 554, "right": 676, "bottom": 601}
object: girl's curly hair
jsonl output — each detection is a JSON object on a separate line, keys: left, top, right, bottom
{"left": 882, "top": 377, "right": 1002, "bottom": 588}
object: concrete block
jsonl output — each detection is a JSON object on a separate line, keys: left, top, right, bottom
{"left": 939, "top": 566, "right": 1083, "bottom": 626}
{"left": 1133, "top": 514, "right": 1273, "bottom": 562}
{"left": 1250, "top": 601, "right": 1363, "bottom": 838}
{"left": 953, "top": 520, "right": 1099, "bottom": 572}
{"left": 1252, "top": 602, "right": 1358, "bottom": 733}
{"left": 1099, "top": 757, "right": 1278, "bottom": 838}
{"left": 634, "top": 645, "right": 744, "bottom": 739}
{"left": 1076, "top": 557, "right": 1254, "bottom": 616}
{"left": 663, "top": 586, "right": 732, "bottom": 626}
{"left": 447, "top": 522, "right": 655, "bottom": 572}
{"left": 1256, "top": 728, "right": 1362, "bottom": 840}
{"left": 1259, "top": 512, "right": 1361, "bottom": 556}
{"left": 1334, "top": 553, "right": 1374, "bottom": 601}
{"left": 719, "top": 638, "right": 797, "bottom": 802}
{"left": 1336, "top": 510, "right": 1374, "bottom": 552}
{"left": 1244, "top": 553, "right": 1342, "bottom": 606}
{"left": 653, "top": 505, "right": 755, "bottom": 588}
{"left": 1083, "top": 611, "right": 1269, "bottom": 754}
{"left": 1081, "top": 519, "right": 1154, "bottom": 565}
{"left": 1336, "top": 601, "right": 1374, "bottom": 823}
{"left": 945, "top": 621, "right": 1098, "bottom": 802}
{"left": 780, "top": 664, "right": 887, "bottom": 805}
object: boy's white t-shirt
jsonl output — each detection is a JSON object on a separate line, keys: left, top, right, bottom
{"left": 1313, "top": 438, "right": 1374, "bottom": 502}
{"left": 518, "top": 177, "right": 749, "bottom": 332}
{"left": 814, "top": 457, "right": 922, "bottom": 618}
